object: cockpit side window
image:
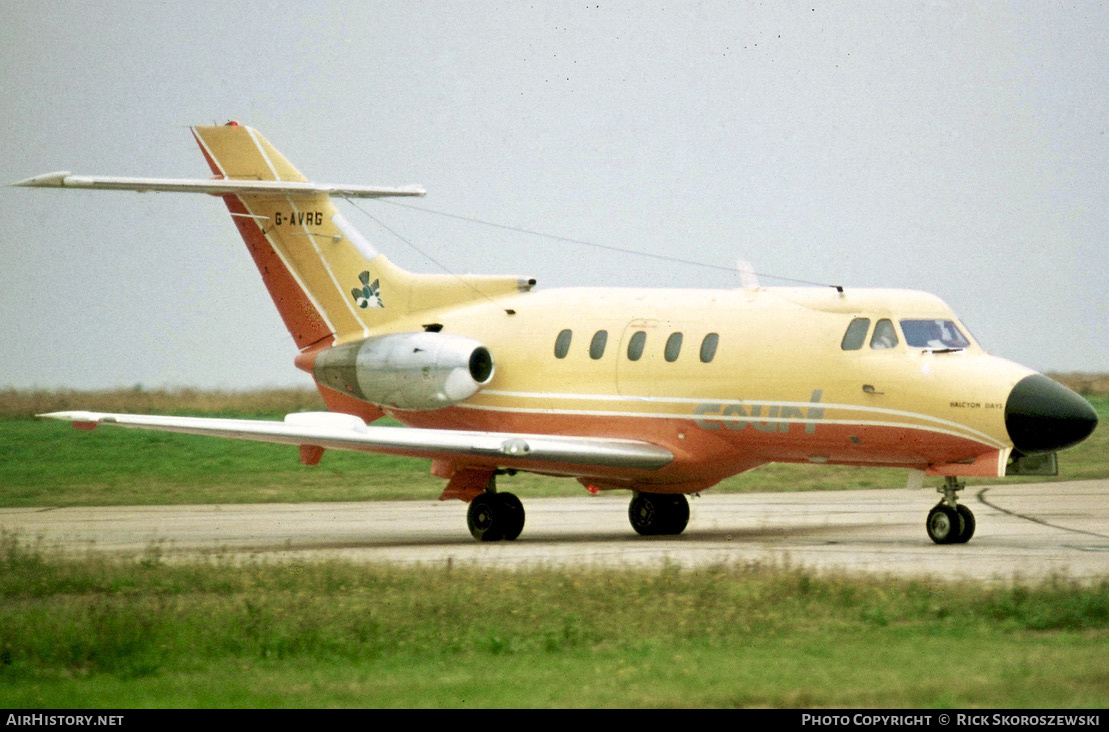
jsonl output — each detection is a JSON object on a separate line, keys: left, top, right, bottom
{"left": 900, "top": 319, "right": 970, "bottom": 349}
{"left": 870, "top": 319, "right": 899, "bottom": 349}
{"left": 841, "top": 318, "right": 870, "bottom": 351}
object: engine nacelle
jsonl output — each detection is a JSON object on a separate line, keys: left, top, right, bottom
{"left": 313, "top": 332, "right": 495, "bottom": 410}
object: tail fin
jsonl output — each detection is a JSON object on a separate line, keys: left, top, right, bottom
{"left": 192, "top": 123, "right": 395, "bottom": 350}
{"left": 191, "top": 123, "right": 529, "bottom": 350}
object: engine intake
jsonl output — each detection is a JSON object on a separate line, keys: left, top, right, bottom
{"left": 314, "top": 332, "right": 495, "bottom": 410}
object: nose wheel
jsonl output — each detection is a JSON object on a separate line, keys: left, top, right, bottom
{"left": 926, "top": 477, "right": 976, "bottom": 544}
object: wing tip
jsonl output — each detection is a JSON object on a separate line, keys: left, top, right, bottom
{"left": 12, "top": 171, "right": 72, "bottom": 188}
{"left": 38, "top": 411, "right": 110, "bottom": 431}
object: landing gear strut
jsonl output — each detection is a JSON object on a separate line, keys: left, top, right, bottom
{"left": 926, "top": 476, "right": 976, "bottom": 544}
{"left": 467, "top": 476, "right": 525, "bottom": 542}
{"left": 628, "top": 492, "right": 690, "bottom": 536}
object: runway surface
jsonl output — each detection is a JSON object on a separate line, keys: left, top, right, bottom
{"left": 3, "top": 480, "right": 1107, "bottom": 583}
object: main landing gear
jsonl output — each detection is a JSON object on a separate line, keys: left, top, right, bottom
{"left": 466, "top": 483, "right": 692, "bottom": 541}
{"left": 926, "top": 476, "right": 976, "bottom": 544}
{"left": 466, "top": 476, "right": 525, "bottom": 542}
{"left": 628, "top": 492, "right": 690, "bottom": 536}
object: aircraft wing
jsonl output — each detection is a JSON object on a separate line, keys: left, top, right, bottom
{"left": 38, "top": 411, "right": 673, "bottom": 472}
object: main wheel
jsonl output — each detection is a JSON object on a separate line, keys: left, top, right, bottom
{"left": 926, "top": 503, "right": 961, "bottom": 544}
{"left": 466, "top": 493, "right": 526, "bottom": 542}
{"left": 629, "top": 493, "right": 690, "bottom": 536}
{"left": 498, "top": 492, "right": 526, "bottom": 541}
{"left": 662, "top": 494, "right": 690, "bottom": 535}
{"left": 467, "top": 494, "right": 504, "bottom": 542}
{"left": 629, "top": 493, "right": 658, "bottom": 536}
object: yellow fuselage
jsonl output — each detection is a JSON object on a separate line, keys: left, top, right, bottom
{"left": 364, "top": 284, "right": 1029, "bottom": 492}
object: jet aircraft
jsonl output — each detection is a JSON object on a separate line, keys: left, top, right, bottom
{"left": 16, "top": 123, "right": 1098, "bottom": 543}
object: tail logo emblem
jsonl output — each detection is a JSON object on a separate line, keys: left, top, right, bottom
{"left": 352, "top": 271, "right": 384, "bottom": 309}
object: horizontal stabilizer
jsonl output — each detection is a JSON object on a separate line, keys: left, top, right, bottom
{"left": 12, "top": 172, "right": 425, "bottom": 198}
{"left": 39, "top": 411, "right": 673, "bottom": 472}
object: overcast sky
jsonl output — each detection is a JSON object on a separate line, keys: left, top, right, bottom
{"left": 2, "top": 1, "right": 1106, "bottom": 390}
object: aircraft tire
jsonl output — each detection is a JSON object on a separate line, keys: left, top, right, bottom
{"left": 498, "top": 492, "right": 526, "bottom": 541}
{"left": 629, "top": 494, "right": 658, "bottom": 536}
{"left": 629, "top": 493, "right": 689, "bottom": 536}
{"left": 467, "top": 494, "right": 505, "bottom": 542}
{"left": 954, "top": 504, "right": 976, "bottom": 544}
{"left": 926, "top": 503, "right": 961, "bottom": 544}
{"left": 467, "top": 493, "right": 526, "bottom": 542}
{"left": 663, "top": 494, "right": 690, "bottom": 535}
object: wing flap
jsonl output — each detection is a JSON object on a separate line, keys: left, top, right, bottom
{"left": 13, "top": 172, "right": 425, "bottom": 199}
{"left": 39, "top": 411, "right": 673, "bottom": 472}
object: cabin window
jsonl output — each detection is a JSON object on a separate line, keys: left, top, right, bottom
{"left": 870, "top": 319, "right": 899, "bottom": 349}
{"left": 900, "top": 319, "right": 970, "bottom": 350}
{"left": 627, "top": 331, "right": 646, "bottom": 361}
{"left": 700, "top": 333, "right": 719, "bottom": 363}
{"left": 590, "top": 330, "right": 608, "bottom": 360}
{"left": 665, "top": 332, "right": 683, "bottom": 362}
{"left": 841, "top": 318, "right": 870, "bottom": 351}
{"left": 554, "top": 329, "right": 572, "bottom": 359}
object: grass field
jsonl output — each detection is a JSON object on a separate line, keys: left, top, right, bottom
{"left": 0, "top": 533, "right": 1106, "bottom": 708}
{"left": 0, "top": 385, "right": 1106, "bottom": 708}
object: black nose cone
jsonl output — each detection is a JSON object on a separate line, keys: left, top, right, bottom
{"left": 1006, "top": 374, "right": 1098, "bottom": 454}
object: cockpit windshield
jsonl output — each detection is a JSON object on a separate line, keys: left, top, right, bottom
{"left": 899, "top": 319, "right": 970, "bottom": 350}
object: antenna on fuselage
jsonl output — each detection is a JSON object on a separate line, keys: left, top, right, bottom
{"left": 737, "top": 259, "right": 760, "bottom": 290}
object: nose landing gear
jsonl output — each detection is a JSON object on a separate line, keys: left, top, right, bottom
{"left": 926, "top": 476, "right": 976, "bottom": 544}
